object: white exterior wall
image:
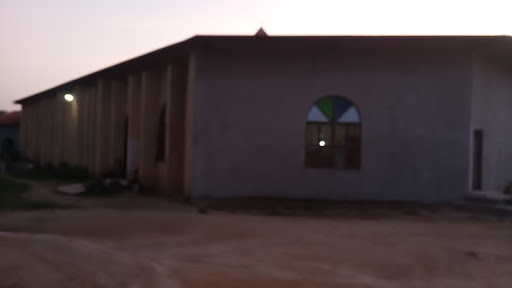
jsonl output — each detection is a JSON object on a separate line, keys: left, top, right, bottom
{"left": 471, "top": 56, "right": 512, "bottom": 192}
{"left": 191, "top": 46, "right": 472, "bottom": 203}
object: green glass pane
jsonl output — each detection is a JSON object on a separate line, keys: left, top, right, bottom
{"left": 315, "top": 96, "right": 334, "bottom": 120}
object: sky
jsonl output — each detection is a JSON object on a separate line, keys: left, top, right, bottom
{"left": 1, "top": 0, "right": 511, "bottom": 111}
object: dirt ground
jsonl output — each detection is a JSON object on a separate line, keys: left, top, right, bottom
{"left": 1, "top": 182, "right": 511, "bottom": 288}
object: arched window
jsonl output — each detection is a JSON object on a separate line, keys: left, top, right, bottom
{"left": 155, "top": 104, "right": 166, "bottom": 162}
{"left": 305, "top": 96, "right": 361, "bottom": 169}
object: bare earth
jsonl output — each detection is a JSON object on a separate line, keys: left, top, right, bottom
{"left": 1, "top": 183, "right": 511, "bottom": 287}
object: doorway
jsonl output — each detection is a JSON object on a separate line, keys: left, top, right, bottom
{"left": 472, "top": 130, "right": 483, "bottom": 190}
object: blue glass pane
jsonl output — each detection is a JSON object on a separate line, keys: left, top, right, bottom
{"left": 333, "top": 97, "right": 352, "bottom": 120}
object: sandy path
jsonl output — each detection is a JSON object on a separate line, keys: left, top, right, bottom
{"left": 0, "top": 231, "right": 170, "bottom": 287}
{"left": 1, "top": 209, "right": 511, "bottom": 288}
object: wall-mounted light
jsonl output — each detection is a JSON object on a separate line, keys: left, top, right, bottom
{"left": 64, "top": 94, "right": 74, "bottom": 102}
{"left": 319, "top": 140, "right": 326, "bottom": 147}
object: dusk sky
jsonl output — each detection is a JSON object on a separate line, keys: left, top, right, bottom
{"left": 1, "top": 0, "right": 511, "bottom": 111}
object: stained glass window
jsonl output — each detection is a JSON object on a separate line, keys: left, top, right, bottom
{"left": 305, "top": 96, "right": 361, "bottom": 169}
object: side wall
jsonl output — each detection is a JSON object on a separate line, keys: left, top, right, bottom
{"left": 471, "top": 56, "right": 512, "bottom": 191}
{"left": 20, "top": 80, "right": 127, "bottom": 176}
{"left": 192, "top": 46, "right": 472, "bottom": 203}
{"left": 19, "top": 60, "right": 190, "bottom": 195}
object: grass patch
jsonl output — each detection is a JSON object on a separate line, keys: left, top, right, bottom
{"left": 0, "top": 176, "right": 68, "bottom": 210}
{"left": 8, "top": 162, "right": 91, "bottom": 183}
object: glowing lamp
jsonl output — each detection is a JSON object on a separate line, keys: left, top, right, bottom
{"left": 64, "top": 94, "right": 74, "bottom": 102}
{"left": 319, "top": 140, "right": 326, "bottom": 147}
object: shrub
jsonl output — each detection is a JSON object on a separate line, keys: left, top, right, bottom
{"left": 82, "top": 178, "right": 127, "bottom": 196}
{"left": 9, "top": 161, "right": 90, "bottom": 182}
{"left": 0, "top": 176, "right": 66, "bottom": 210}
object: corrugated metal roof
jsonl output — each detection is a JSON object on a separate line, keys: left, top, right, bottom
{"left": 0, "top": 111, "right": 21, "bottom": 125}
{"left": 14, "top": 34, "right": 512, "bottom": 104}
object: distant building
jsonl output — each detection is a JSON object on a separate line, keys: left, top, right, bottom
{"left": 14, "top": 33, "right": 512, "bottom": 203}
{"left": 0, "top": 111, "right": 21, "bottom": 161}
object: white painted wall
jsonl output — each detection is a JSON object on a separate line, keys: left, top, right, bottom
{"left": 191, "top": 43, "right": 472, "bottom": 203}
{"left": 471, "top": 56, "right": 512, "bottom": 192}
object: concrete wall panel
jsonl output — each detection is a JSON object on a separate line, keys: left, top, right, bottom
{"left": 471, "top": 56, "right": 512, "bottom": 191}
{"left": 192, "top": 47, "right": 472, "bottom": 202}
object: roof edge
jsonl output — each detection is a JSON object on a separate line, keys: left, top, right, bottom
{"left": 15, "top": 35, "right": 199, "bottom": 104}
{"left": 14, "top": 34, "right": 512, "bottom": 104}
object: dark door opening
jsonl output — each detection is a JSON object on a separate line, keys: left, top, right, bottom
{"left": 122, "top": 116, "right": 128, "bottom": 178}
{"left": 1, "top": 138, "right": 14, "bottom": 155}
{"left": 472, "top": 130, "right": 483, "bottom": 190}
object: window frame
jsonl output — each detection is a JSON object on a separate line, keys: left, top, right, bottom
{"left": 304, "top": 96, "right": 362, "bottom": 170}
